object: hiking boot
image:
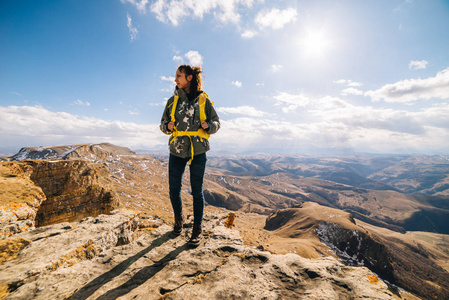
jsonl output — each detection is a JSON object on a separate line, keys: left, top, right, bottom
{"left": 188, "top": 224, "right": 202, "bottom": 247}
{"left": 173, "top": 215, "right": 183, "bottom": 236}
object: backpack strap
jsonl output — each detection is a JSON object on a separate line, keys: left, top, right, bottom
{"left": 199, "top": 93, "right": 208, "bottom": 122}
{"left": 170, "top": 95, "right": 179, "bottom": 123}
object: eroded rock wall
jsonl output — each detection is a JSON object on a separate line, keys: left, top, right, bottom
{"left": 28, "top": 160, "right": 119, "bottom": 226}
{"left": 1, "top": 160, "right": 119, "bottom": 236}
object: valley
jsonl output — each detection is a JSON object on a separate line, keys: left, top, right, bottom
{"left": 1, "top": 143, "right": 449, "bottom": 299}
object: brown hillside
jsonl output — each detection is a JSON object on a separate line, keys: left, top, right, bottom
{"left": 263, "top": 202, "right": 449, "bottom": 300}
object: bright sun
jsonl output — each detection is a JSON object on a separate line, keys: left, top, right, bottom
{"left": 299, "top": 30, "right": 331, "bottom": 58}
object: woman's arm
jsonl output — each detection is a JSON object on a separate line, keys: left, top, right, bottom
{"left": 204, "top": 98, "right": 220, "bottom": 135}
{"left": 160, "top": 97, "right": 174, "bottom": 135}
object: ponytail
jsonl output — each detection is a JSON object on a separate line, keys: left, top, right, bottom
{"left": 178, "top": 64, "right": 203, "bottom": 92}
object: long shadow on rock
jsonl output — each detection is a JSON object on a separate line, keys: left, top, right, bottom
{"left": 95, "top": 243, "right": 189, "bottom": 300}
{"left": 68, "top": 232, "right": 173, "bottom": 300}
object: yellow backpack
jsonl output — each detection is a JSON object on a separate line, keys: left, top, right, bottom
{"left": 169, "top": 92, "right": 212, "bottom": 163}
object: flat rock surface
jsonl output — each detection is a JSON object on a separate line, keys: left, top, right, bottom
{"left": 1, "top": 212, "right": 395, "bottom": 300}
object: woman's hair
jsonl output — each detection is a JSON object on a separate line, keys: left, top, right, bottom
{"left": 178, "top": 64, "right": 203, "bottom": 92}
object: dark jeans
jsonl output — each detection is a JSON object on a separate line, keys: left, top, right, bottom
{"left": 169, "top": 153, "right": 207, "bottom": 225}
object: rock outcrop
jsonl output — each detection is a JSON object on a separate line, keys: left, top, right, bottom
{"left": 0, "top": 212, "right": 396, "bottom": 300}
{"left": 0, "top": 163, "right": 45, "bottom": 238}
{"left": 0, "top": 210, "right": 139, "bottom": 299}
{"left": 0, "top": 159, "right": 119, "bottom": 237}
{"left": 29, "top": 160, "right": 119, "bottom": 226}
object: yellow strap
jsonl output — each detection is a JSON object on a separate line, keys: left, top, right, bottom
{"left": 170, "top": 95, "right": 179, "bottom": 123}
{"left": 170, "top": 129, "right": 209, "bottom": 165}
{"left": 199, "top": 93, "right": 207, "bottom": 122}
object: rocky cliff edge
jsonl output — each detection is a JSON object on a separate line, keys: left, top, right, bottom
{"left": 0, "top": 211, "right": 395, "bottom": 300}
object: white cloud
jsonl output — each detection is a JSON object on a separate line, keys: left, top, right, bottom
{"left": 271, "top": 64, "right": 282, "bottom": 73}
{"left": 255, "top": 8, "right": 297, "bottom": 30}
{"left": 232, "top": 81, "right": 242, "bottom": 88}
{"left": 273, "top": 91, "right": 310, "bottom": 113}
{"left": 409, "top": 60, "right": 428, "bottom": 70}
{"left": 2, "top": 102, "right": 449, "bottom": 155}
{"left": 72, "top": 99, "right": 90, "bottom": 106}
{"left": 184, "top": 50, "right": 203, "bottom": 66}
{"left": 161, "top": 76, "right": 175, "bottom": 82}
{"left": 348, "top": 81, "right": 363, "bottom": 87}
{"left": 129, "top": 110, "right": 140, "bottom": 115}
{"left": 121, "top": 0, "right": 149, "bottom": 13}
{"left": 334, "top": 79, "right": 363, "bottom": 87}
{"left": 241, "top": 29, "right": 257, "bottom": 39}
{"left": 173, "top": 55, "right": 183, "bottom": 62}
{"left": 341, "top": 88, "right": 364, "bottom": 96}
{"left": 149, "top": 0, "right": 255, "bottom": 26}
{"left": 10, "top": 92, "right": 23, "bottom": 97}
{"left": 366, "top": 67, "right": 449, "bottom": 103}
{"left": 217, "top": 106, "right": 267, "bottom": 117}
{"left": 334, "top": 79, "right": 347, "bottom": 84}
{"left": 171, "top": 51, "right": 203, "bottom": 66}
{"left": 126, "top": 12, "right": 139, "bottom": 41}
{"left": 149, "top": 101, "right": 167, "bottom": 107}
{"left": 0, "top": 105, "right": 164, "bottom": 150}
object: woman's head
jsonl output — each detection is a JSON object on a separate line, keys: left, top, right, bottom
{"left": 175, "top": 65, "right": 203, "bottom": 93}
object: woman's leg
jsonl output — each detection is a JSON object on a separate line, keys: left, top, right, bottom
{"left": 169, "top": 154, "right": 188, "bottom": 217}
{"left": 189, "top": 153, "right": 207, "bottom": 226}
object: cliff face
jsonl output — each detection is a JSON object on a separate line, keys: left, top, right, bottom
{"left": 0, "top": 159, "right": 119, "bottom": 236}
{"left": 29, "top": 160, "right": 119, "bottom": 226}
{"left": 0, "top": 163, "right": 45, "bottom": 238}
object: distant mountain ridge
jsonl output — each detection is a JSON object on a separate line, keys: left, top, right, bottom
{"left": 2, "top": 143, "right": 449, "bottom": 299}
{"left": 10, "top": 143, "right": 135, "bottom": 161}
{"left": 207, "top": 154, "right": 449, "bottom": 196}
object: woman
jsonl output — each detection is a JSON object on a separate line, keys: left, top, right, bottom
{"left": 160, "top": 64, "right": 220, "bottom": 246}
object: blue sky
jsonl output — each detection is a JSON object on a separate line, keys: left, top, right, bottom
{"left": 1, "top": 0, "right": 449, "bottom": 155}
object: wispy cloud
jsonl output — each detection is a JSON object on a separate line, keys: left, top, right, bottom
{"left": 271, "top": 64, "right": 282, "bottom": 73}
{"left": 341, "top": 87, "right": 364, "bottom": 96}
{"left": 161, "top": 76, "right": 175, "bottom": 82}
{"left": 71, "top": 99, "right": 90, "bottom": 106}
{"left": 409, "top": 60, "right": 428, "bottom": 70}
{"left": 334, "top": 79, "right": 363, "bottom": 87}
{"left": 121, "top": 0, "right": 149, "bottom": 13}
{"left": 127, "top": 12, "right": 139, "bottom": 41}
{"left": 241, "top": 29, "right": 257, "bottom": 39}
{"left": 232, "top": 80, "right": 242, "bottom": 88}
{"left": 10, "top": 92, "right": 23, "bottom": 97}
{"left": 148, "top": 0, "right": 255, "bottom": 26}
{"left": 0, "top": 105, "right": 163, "bottom": 149}
{"left": 1, "top": 102, "right": 448, "bottom": 155}
{"left": 255, "top": 8, "right": 297, "bottom": 30}
{"left": 217, "top": 106, "right": 268, "bottom": 117}
{"left": 366, "top": 67, "right": 449, "bottom": 102}
{"left": 173, "top": 55, "right": 183, "bottom": 62}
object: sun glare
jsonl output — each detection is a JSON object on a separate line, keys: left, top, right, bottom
{"left": 299, "top": 30, "right": 331, "bottom": 58}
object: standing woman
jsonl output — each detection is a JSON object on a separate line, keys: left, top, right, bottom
{"left": 160, "top": 65, "right": 220, "bottom": 246}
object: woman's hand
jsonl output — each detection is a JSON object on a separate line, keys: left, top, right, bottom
{"left": 167, "top": 122, "right": 175, "bottom": 131}
{"left": 201, "top": 121, "right": 209, "bottom": 130}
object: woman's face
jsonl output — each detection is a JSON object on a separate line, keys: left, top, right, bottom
{"left": 175, "top": 69, "right": 192, "bottom": 91}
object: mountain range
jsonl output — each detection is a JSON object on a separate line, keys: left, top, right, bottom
{"left": 1, "top": 143, "right": 448, "bottom": 299}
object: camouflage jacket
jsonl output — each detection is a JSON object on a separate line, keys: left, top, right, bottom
{"left": 160, "top": 88, "right": 220, "bottom": 158}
